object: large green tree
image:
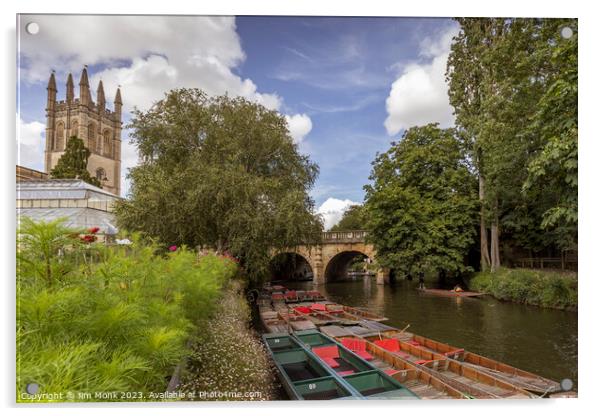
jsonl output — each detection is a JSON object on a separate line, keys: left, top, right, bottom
{"left": 330, "top": 205, "right": 368, "bottom": 231}
{"left": 364, "top": 124, "right": 478, "bottom": 277}
{"left": 523, "top": 20, "right": 578, "bottom": 250}
{"left": 114, "top": 89, "right": 323, "bottom": 282}
{"left": 50, "top": 136, "right": 101, "bottom": 187}
{"left": 447, "top": 18, "right": 578, "bottom": 269}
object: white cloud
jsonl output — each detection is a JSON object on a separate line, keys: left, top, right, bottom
{"left": 384, "top": 26, "right": 459, "bottom": 136}
{"left": 285, "top": 113, "right": 313, "bottom": 144}
{"left": 17, "top": 116, "right": 45, "bottom": 171}
{"left": 317, "top": 197, "right": 360, "bottom": 230}
{"left": 20, "top": 15, "right": 281, "bottom": 113}
{"left": 18, "top": 15, "right": 309, "bottom": 194}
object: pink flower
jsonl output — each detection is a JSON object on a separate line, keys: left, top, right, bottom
{"left": 169, "top": 245, "right": 178, "bottom": 252}
{"left": 88, "top": 227, "right": 100, "bottom": 234}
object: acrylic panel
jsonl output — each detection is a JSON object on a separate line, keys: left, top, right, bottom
{"left": 16, "top": 14, "right": 578, "bottom": 403}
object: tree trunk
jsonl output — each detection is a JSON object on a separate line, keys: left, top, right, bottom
{"left": 479, "top": 174, "right": 491, "bottom": 271}
{"left": 490, "top": 199, "right": 501, "bottom": 272}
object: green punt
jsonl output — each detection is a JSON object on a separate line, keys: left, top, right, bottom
{"left": 262, "top": 333, "right": 358, "bottom": 400}
{"left": 293, "top": 330, "right": 419, "bottom": 400}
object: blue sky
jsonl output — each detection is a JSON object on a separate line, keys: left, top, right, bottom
{"left": 17, "top": 15, "right": 457, "bottom": 228}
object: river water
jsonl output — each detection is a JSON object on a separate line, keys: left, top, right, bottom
{"left": 288, "top": 277, "right": 578, "bottom": 387}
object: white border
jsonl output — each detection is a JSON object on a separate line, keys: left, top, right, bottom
{"left": 2, "top": 1, "right": 599, "bottom": 416}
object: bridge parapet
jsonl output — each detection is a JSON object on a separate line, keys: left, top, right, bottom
{"left": 322, "top": 230, "right": 368, "bottom": 243}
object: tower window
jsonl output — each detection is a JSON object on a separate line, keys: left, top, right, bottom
{"left": 71, "top": 121, "right": 79, "bottom": 139}
{"left": 88, "top": 123, "right": 96, "bottom": 152}
{"left": 103, "top": 129, "right": 112, "bottom": 157}
{"left": 55, "top": 122, "right": 65, "bottom": 150}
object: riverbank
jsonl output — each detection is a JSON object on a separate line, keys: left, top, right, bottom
{"left": 468, "top": 267, "right": 577, "bottom": 310}
{"left": 179, "top": 280, "right": 278, "bottom": 401}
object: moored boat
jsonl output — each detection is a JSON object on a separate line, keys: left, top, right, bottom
{"left": 291, "top": 306, "right": 341, "bottom": 326}
{"left": 277, "top": 310, "right": 318, "bottom": 331}
{"left": 262, "top": 333, "right": 358, "bottom": 400}
{"left": 390, "top": 331, "right": 561, "bottom": 394}
{"left": 257, "top": 286, "right": 563, "bottom": 399}
{"left": 417, "top": 288, "right": 485, "bottom": 298}
{"left": 342, "top": 305, "right": 388, "bottom": 321}
{"left": 294, "top": 330, "right": 419, "bottom": 400}
{"left": 335, "top": 334, "right": 468, "bottom": 399}
{"left": 363, "top": 334, "right": 534, "bottom": 398}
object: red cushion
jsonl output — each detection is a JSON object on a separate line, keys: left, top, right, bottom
{"left": 313, "top": 345, "right": 340, "bottom": 359}
{"left": 415, "top": 359, "right": 433, "bottom": 365}
{"left": 384, "top": 369, "right": 400, "bottom": 376}
{"left": 374, "top": 339, "right": 400, "bottom": 353}
{"left": 323, "top": 357, "right": 340, "bottom": 368}
{"left": 311, "top": 303, "right": 327, "bottom": 311}
{"left": 341, "top": 338, "right": 356, "bottom": 350}
{"left": 354, "top": 339, "right": 367, "bottom": 352}
{"left": 338, "top": 370, "right": 355, "bottom": 376}
{"left": 294, "top": 306, "right": 312, "bottom": 314}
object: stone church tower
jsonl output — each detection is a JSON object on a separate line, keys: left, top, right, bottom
{"left": 45, "top": 67, "right": 122, "bottom": 196}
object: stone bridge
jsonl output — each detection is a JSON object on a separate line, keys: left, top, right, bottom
{"left": 271, "top": 230, "right": 390, "bottom": 285}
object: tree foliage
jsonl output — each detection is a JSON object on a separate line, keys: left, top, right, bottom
{"left": 330, "top": 204, "right": 368, "bottom": 231}
{"left": 447, "top": 18, "right": 578, "bottom": 260}
{"left": 364, "top": 124, "right": 478, "bottom": 276}
{"left": 17, "top": 219, "right": 236, "bottom": 400}
{"left": 114, "top": 89, "right": 323, "bottom": 282}
{"left": 523, "top": 20, "right": 578, "bottom": 249}
{"left": 50, "top": 136, "right": 102, "bottom": 187}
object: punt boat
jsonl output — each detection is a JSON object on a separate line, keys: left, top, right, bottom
{"left": 300, "top": 301, "right": 387, "bottom": 321}
{"left": 276, "top": 310, "right": 317, "bottom": 331}
{"left": 335, "top": 334, "right": 469, "bottom": 399}
{"left": 342, "top": 305, "right": 388, "bottom": 321}
{"left": 417, "top": 288, "right": 485, "bottom": 298}
{"left": 390, "top": 331, "right": 561, "bottom": 394}
{"left": 259, "top": 310, "right": 290, "bottom": 333}
{"left": 294, "top": 330, "right": 418, "bottom": 400}
{"left": 291, "top": 306, "right": 341, "bottom": 326}
{"left": 263, "top": 333, "right": 358, "bottom": 400}
{"left": 364, "top": 334, "right": 534, "bottom": 399}
{"left": 320, "top": 324, "right": 399, "bottom": 338}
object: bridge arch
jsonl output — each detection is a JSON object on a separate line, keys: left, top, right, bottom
{"left": 324, "top": 250, "right": 372, "bottom": 282}
{"left": 269, "top": 252, "right": 314, "bottom": 281}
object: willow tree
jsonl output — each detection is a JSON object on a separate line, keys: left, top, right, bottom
{"left": 364, "top": 124, "right": 478, "bottom": 278}
{"left": 115, "top": 89, "right": 323, "bottom": 282}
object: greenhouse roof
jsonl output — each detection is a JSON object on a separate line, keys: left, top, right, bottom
{"left": 16, "top": 179, "right": 120, "bottom": 201}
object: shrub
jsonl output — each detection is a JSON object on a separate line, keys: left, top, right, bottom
{"left": 468, "top": 267, "right": 577, "bottom": 309}
{"left": 17, "top": 219, "right": 238, "bottom": 401}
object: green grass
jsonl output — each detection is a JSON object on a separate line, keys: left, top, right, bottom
{"left": 468, "top": 267, "right": 577, "bottom": 310}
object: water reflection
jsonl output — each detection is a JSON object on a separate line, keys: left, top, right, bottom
{"left": 289, "top": 277, "right": 578, "bottom": 385}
